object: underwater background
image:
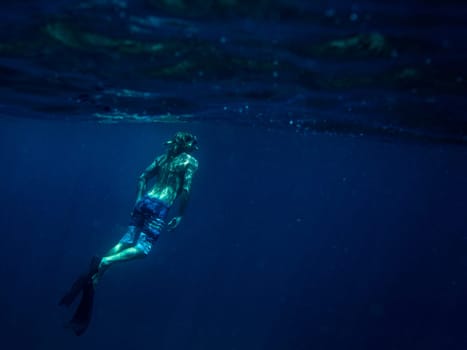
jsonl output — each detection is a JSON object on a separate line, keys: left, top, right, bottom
{"left": 1, "top": 0, "right": 467, "bottom": 349}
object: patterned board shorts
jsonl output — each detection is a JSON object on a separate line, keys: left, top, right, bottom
{"left": 119, "top": 195, "right": 170, "bottom": 255}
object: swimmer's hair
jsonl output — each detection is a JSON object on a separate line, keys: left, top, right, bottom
{"left": 165, "top": 131, "right": 199, "bottom": 153}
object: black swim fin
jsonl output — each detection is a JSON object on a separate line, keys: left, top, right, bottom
{"left": 59, "top": 274, "right": 88, "bottom": 307}
{"left": 59, "top": 256, "right": 101, "bottom": 336}
{"left": 59, "top": 255, "right": 100, "bottom": 306}
{"left": 68, "top": 278, "right": 95, "bottom": 336}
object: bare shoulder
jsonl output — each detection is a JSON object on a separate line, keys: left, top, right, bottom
{"left": 179, "top": 152, "right": 198, "bottom": 170}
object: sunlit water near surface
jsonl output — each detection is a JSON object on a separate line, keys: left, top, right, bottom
{"left": 1, "top": 0, "right": 466, "bottom": 143}
{"left": 1, "top": 1, "right": 467, "bottom": 349}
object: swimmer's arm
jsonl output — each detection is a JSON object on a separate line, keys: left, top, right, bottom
{"left": 136, "top": 157, "right": 161, "bottom": 202}
{"left": 167, "top": 158, "right": 198, "bottom": 231}
{"left": 177, "top": 189, "right": 190, "bottom": 217}
{"left": 179, "top": 158, "right": 198, "bottom": 213}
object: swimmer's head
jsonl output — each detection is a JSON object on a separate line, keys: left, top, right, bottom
{"left": 165, "top": 131, "right": 198, "bottom": 155}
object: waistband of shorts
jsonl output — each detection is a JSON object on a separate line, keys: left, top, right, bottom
{"left": 141, "top": 195, "right": 170, "bottom": 209}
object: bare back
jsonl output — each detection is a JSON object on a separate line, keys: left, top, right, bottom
{"left": 146, "top": 152, "right": 198, "bottom": 207}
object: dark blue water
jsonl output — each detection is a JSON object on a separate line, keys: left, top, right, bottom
{"left": 1, "top": 1, "right": 467, "bottom": 349}
{"left": 2, "top": 118, "right": 467, "bottom": 349}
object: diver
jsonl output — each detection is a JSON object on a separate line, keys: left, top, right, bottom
{"left": 59, "top": 131, "right": 199, "bottom": 336}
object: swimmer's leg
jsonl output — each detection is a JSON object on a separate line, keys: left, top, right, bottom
{"left": 105, "top": 242, "right": 129, "bottom": 256}
{"left": 92, "top": 232, "right": 153, "bottom": 285}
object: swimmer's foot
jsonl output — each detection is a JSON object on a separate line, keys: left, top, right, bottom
{"left": 88, "top": 255, "right": 101, "bottom": 277}
{"left": 91, "top": 272, "right": 100, "bottom": 287}
{"left": 91, "top": 257, "right": 110, "bottom": 287}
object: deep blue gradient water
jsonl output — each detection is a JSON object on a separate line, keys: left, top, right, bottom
{"left": 2, "top": 119, "right": 467, "bottom": 349}
{"left": 1, "top": 0, "right": 467, "bottom": 349}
